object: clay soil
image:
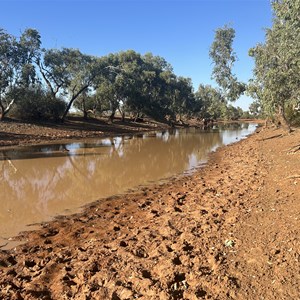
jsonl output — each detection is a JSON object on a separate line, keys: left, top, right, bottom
{"left": 0, "top": 120, "right": 299, "bottom": 300}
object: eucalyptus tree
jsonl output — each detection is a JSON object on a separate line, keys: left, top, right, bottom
{"left": 113, "top": 50, "right": 145, "bottom": 121}
{"left": 195, "top": 84, "right": 225, "bottom": 119}
{"left": 94, "top": 79, "right": 120, "bottom": 122}
{"left": 38, "top": 48, "right": 101, "bottom": 121}
{"left": 249, "top": 0, "right": 300, "bottom": 131}
{"left": 209, "top": 25, "right": 245, "bottom": 104}
{"left": 0, "top": 28, "right": 42, "bottom": 120}
{"left": 165, "top": 75, "right": 196, "bottom": 123}
{"left": 73, "top": 50, "right": 204, "bottom": 123}
{"left": 0, "top": 29, "right": 16, "bottom": 120}
{"left": 226, "top": 104, "right": 243, "bottom": 120}
{"left": 73, "top": 89, "right": 95, "bottom": 119}
{"left": 249, "top": 100, "right": 261, "bottom": 118}
{"left": 175, "top": 76, "right": 196, "bottom": 121}
{"left": 18, "top": 28, "right": 41, "bottom": 87}
{"left": 92, "top": 51, "right": 141, "bottom": 122}
{"left": 111, "top": 51, "right": 172, "bottom": 122}
{"left": 135, "top": 53, "right": 177, "bottom": 122}
{"left": 93, "top": 51, "right": 179, "bottom": 123}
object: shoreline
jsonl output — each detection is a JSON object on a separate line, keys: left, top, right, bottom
{"left": 0, "top": 122, "right": 257, "bottom": 249}
{"left": 0, "top": 125, "right": 299, "bottom": 299}
{"left": 0, "top": 117, "right": 261, "bottom": 150}
{"left": 0, "top": 117, "right": 169, "bottom": 150}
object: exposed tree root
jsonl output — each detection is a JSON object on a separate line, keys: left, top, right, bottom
{"left": 260, "top": 133, "right": 283, "bottom": 141}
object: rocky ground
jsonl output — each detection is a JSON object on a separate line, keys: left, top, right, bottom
{"left": 0, "top": 121, "right": 299, "bottom": 299}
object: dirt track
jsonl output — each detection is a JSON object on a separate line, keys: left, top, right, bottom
{"left": 0, "top": 125, "right": 299, "bottom": 299}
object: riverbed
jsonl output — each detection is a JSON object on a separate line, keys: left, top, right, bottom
{"left": 0, "top": 123, "right": 256, "bottom": 247}
{"left": 1, "top": 125, "right": 299, "bottom": 299}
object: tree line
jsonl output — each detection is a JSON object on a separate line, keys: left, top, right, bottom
{"left": 0, "top": 26, "right": 247, "bottom": 124}
{"left": 1, "top": 0, "right": 298, "bottom": 127}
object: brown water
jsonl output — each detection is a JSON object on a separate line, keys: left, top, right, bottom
{"left": 0, "top": 123, "right": 257, "bottom": 248}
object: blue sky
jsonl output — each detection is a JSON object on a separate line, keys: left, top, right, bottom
{"left": 1, "top": 0, "right": 272, "bottom": 110}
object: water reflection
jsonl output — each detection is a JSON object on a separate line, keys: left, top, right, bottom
{"left": 0, "top": 123, "right": 257, "bottom": 246}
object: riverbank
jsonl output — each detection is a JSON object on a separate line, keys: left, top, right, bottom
{"left": 0, "top": 117, "right": 171, "bottom": 149}
{"left": 0, "top": 125, "right": 299, "bottom": 299}
{"left": 0, "top": 117, "right": 259, "bottom": 149}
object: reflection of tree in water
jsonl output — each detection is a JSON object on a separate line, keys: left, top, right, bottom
{"left": 1, "top": 129, "right": 222, "bottom": 206}
{"left": 0, "top": 156, "right": 77, "bottom": 240}
{"left": 212, "top": 123, "right": 241, "bottom": 131}
{"left": 81, "top": 129, "right": 224, "bottom": 194}
{"left": 242, "top": 123, "right": 250, "bottom": 129}
{"left": 0, "top": 157, "right": 73, "bottom": 212}
{"left": 1, "top": 125, "right": 255, "bottom": 240}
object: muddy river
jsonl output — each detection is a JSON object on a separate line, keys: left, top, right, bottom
{"left": 0, "top": 123, "right": 257, "bottom": 247}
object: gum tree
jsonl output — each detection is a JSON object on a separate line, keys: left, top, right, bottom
{"left": 195, "top": 84, "right": 225, "bottom": 119}
{"left": 38, "top": 48, "right": 101, "bottom": 122}
{"left": 249, "top": 0, "right": 300, "bottom": 131}
{"left": 209, "top": 25, "right": 246, "bottom": 105}
{"left": 0, "top": 29, "right": 16, "bottom": 120}
{"left": 0, "top": 28, "right": 41, "bottom": 120}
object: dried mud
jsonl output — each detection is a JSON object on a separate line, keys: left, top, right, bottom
{"left": 0, "top": 125, "right": 299, "bottom": 299}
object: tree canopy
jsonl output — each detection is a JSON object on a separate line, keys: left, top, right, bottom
{"left": 0, "top": 25, "right": 254, "bottom": 123}
{"left": 209, "top": 25, "right": 246, "bottom": 103}
{"left": 248, "top": 0, "right": 300, "bottom": 129}
{"left": 0, "top": 29, "right": 204, "bottom": 123}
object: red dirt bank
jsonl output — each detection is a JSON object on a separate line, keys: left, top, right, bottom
{"left": 0, "top": 124, "right": 299, "bottom": 299}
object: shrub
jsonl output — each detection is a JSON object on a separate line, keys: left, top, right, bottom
{"left": 12, "top": 87, "right": 66, "bottom": 121}
{"left": 286, "top": 104, "right": 300, "bottom": 127}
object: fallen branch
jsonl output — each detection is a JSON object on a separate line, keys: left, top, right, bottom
{"left": 260, "top": 133, "right": 283, "bottom": 141}
{"left": 286, "top": 175, "right": 300, "bottom": 179}
{"left": 287, "top": 144, "right": 300, "bottom": 154}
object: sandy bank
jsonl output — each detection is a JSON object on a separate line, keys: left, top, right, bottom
{"left": 0, "top": 126, "right": 299, "bottom": 299}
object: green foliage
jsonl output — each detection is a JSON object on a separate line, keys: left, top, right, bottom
{"left": 285, "top": 105, "right": 300, "bottom": 126}
{"left": 18, "top": 28, "right": 41, "bottom": 87}
{"left": 12, "top": 87, "right": 66, "bottom": 121}
{"left": 195, "top": 84, "right": 224, "bottom": 119}
{"left": 195, "top": 84, "right": 246, "bottom": 120}
{"left": 1, "top": 26, "right": 248, "bottom": 123}
{"left": 249, "top": 101, "right": 261, "bottom": 118}
{"left": 241, "top": 110, "right": 252, "bottom": 119}
{"left": 0, "top": 29, "right": 17, "bottom": 119}
{"left": 225, "top": 105, "right": 243, "bottom": 120}
{"left": 209, "top": 25, "right": 246, "bottom": 102}
{"left": 0, "top": 28, "right": 42, "bottom": 119}
{"left": 0, "top": 29, "right": 15, "bottom": 91}
{"left": 249, "top": 0, "right": 300, "bottom": 128}
{"left": 73, "top": 90, "right": 103, "bottom": 118}
{"left": 89, "top": 51, "right": 197, "bottom": 123}
{"left": 39, "top": 48, "right": 98, "bottom": 121}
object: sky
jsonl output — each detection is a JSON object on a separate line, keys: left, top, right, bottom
{"left": 0, "top": 0, "right": 273, "bottom": 110}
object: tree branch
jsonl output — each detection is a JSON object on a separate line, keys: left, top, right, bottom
{"left": 287, "top": 144, "right": 300, "bottom": 154}
{"left": 39, "top": 62, "right": 55, "bottom": 97}
{"left": 4, "top": 98, "right": 14, "bottom": 114}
